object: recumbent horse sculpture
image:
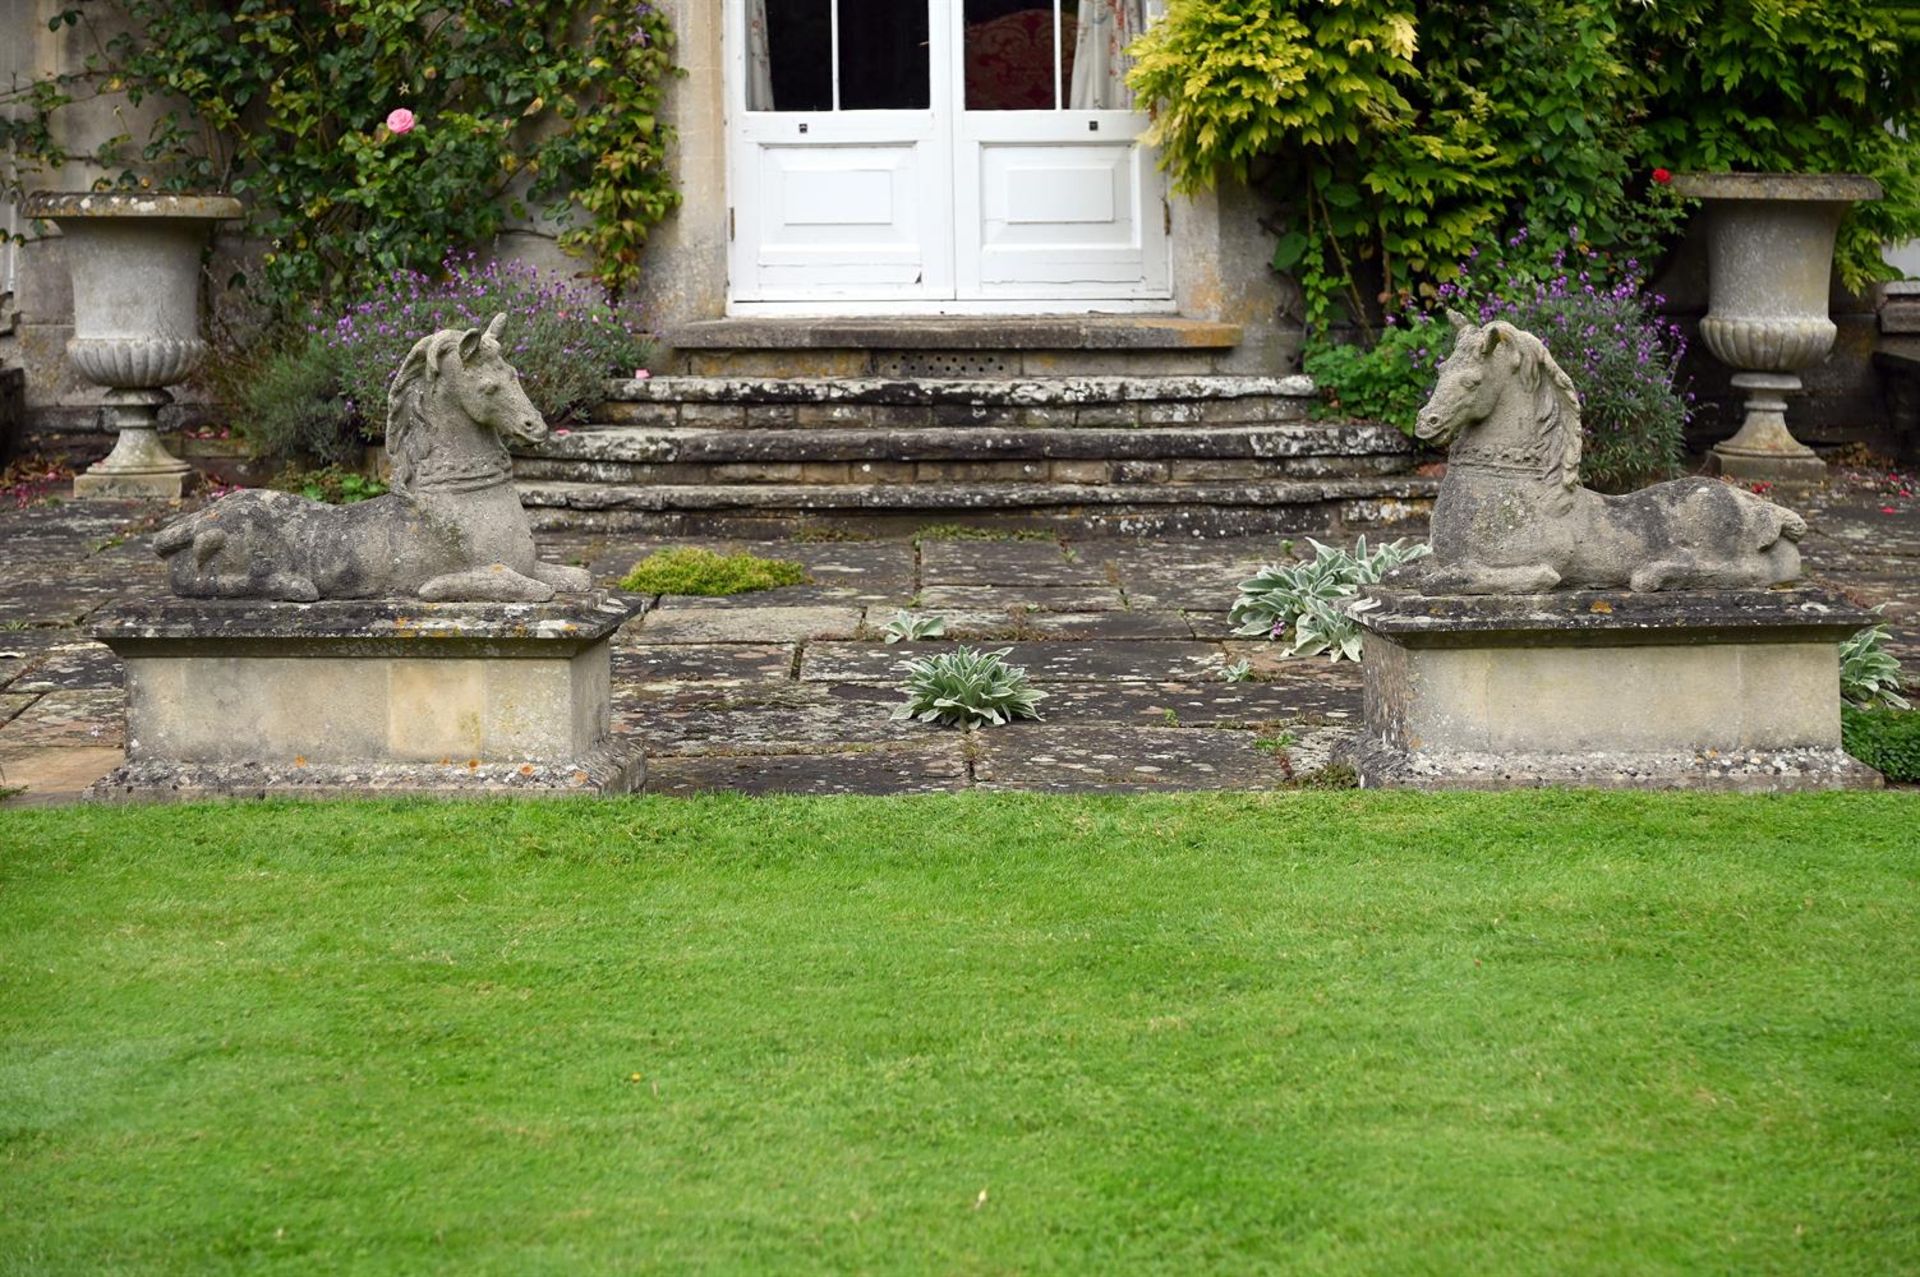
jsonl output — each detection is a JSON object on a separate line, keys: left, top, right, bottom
{"left": 156, "top": 313, "right": 591, "bottom": 602}
{"left": 1413, "top": 310, "right": 1805, "bottom": 594}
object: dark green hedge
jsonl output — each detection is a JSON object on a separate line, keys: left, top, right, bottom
{"left": 1843, "top": 707, "right": 1920, "bottom": 783}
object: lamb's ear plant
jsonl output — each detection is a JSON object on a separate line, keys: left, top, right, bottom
{"left": 893, "top": 646, "right": 1046, "bottom": 727}
{"left": 883, "top": 610, "right": 947, "bottom": 644}
{"left": 1228, "top": 536, "right": 1430, "bottom": 661}
{"left": 1840, "top": 623, "right": 1911, "bottom": 711}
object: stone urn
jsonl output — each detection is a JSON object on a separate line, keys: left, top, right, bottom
{"left": 1671, "top": 173, "right": 1882, "bottom": 485}
{"left": 20, "top": 192, "right": 242, "bottom": 498}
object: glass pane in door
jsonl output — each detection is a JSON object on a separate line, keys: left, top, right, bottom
{"left": 750, "top": 0, "right": 833, "bottom": 112}
{"left": 838, "top": 0, "right": 931, "bottom": 110}
{"left": 963, "top": 0, "right": 1060, "bottom": 110}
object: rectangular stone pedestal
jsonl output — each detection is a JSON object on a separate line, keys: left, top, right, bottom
{"left": 1354, "top": 588, "right": 1882, "bottom": 791}
{"left": 87, "top": 594, "right": 644, "bottom": 800}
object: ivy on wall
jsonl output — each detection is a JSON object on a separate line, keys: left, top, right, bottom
{"left": 1, "top": 0, "right": 683, "bottom": 314}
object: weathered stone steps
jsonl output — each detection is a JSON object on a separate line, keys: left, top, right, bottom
{"left": 518, "top": 422, "right": 1405, "bottom": 468}
{"left": 518, "top": 476, "right": 1438, "bottom": 537}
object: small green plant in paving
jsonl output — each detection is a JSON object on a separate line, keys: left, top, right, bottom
{"left": 618, "top": 547, "right": 810, "bottom": 596}
{"left": 912, "top": 523, "right": 1056, "bottom": 544}
{"left": 1842, "top": 706, "right": 1920, "bottom": 782}
{"left": 882, "top": 610, "right": 947, "bottom": 644}
{"left": 893, "top": 645, "right": 1046, "bottom": 726}
{"left": 1220, "top": 657, "right": 1254, "bottom": 683}
{"left": 2, "top": 792, "right": 1917, "bottom": 1272}
{"left": 1840, "top": 623, "right": 1911, "bottom": 711}
{"left": 274, "top": 465, "right": 389, "bottom": 505}
{"left": 1230, "top": 536, "right": 1431, "bottom": 661}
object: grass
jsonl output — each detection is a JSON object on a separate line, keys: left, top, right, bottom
{"left": 2, "top": 791, "right": 1917, "bottom": 1274}
{"left": 617, "top": 547, "right": 810, "bottom": 596}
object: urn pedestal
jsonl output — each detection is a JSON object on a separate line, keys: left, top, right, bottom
{"left": 21, "top": 193, "right": 242, "bottom": 500}
{"left": 1352, "top": 588, "right": 1881, "bottom": 791}
{"left": 1671, "top": 173, "right": 1882, "bottom": 486}
{"left": 86, "top": 595, "right": 646, "bottom": 801}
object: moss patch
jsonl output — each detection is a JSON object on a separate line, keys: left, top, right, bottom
{"left": 618, "top": 546, "right": 810, "bottom": 596}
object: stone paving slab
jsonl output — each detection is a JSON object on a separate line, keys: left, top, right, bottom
{"left": 0, "top": 587, "right": 125, "bottom": 627}
{"left": 644, "top": 740, "right": 968, "bottom": 795}
{"left": 801, "top": 639, "right": 1227, "bottom": 684}
{"left": 0, "top": 688, "right": 125, "bottom": 749}
{"left": 0, "top": 633, "right": 60, "bottom": 689}
{"left": 971, "top": 723, "right": 1298, "bottom": 792}
{"left": 938, "top": 610, "right": 1196, "bottom": 640}
{"left": 612, "top": 643, "right": 796, "bottom": 687}
{"left": 919, "top": 584, "right": 1125, "bottom": 612}
{"left": 7, "top": 640, "right": 123, "bottom": 692}
{"left": 0, "top": 692, "right": 37, "bottom": 727}
{"left": 630, "top": 605, "right": 865, "bottom": 644}
{"left": 0, "top": 746, "right": 126, "bottom": 806}
{"left": 918, "top": 539, "right": 1098, "bottom": 586}
{"left": 617, "top": 683, "right": 916, "bottom": 755}
{"left": 1032, "top": 679, "right": 1360, "bottom": 726}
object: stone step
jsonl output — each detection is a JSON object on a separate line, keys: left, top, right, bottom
{"left": 515, "top": 418, "right": 1413, "bottom": 488}
{"left": 517, "top": 475, "right": 1437, "bottom": 537}
{"left": 592, "top": 374, "right": 1315, "bottom": 428}
{"left": 662, "top": 316, "right": 1251, "bottom": 378}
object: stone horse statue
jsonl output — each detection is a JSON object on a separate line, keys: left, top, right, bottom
{"left": 155, "top": 313, "right": 591, "bottom": 602}
{"left": 1413, "top": 311, "right": 1806, "bottom": 593}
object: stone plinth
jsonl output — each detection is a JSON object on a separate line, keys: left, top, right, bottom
{"left": 86, "top": 594, "right": 644, "bottom": 801}
{"left": 1354, "top": 588, "right": 1881, "bottom": 791}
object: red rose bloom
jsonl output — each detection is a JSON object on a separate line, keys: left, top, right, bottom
{"left": 1652, "top": 168, "right": 1673, "bottom": 184}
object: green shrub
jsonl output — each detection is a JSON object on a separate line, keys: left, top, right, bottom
{"left": 618, "top": 548, "right": 810, "bottom": 597}
{"left": 1303, "top": 324, "right": 1434, "bottom": 432}
{"left": 240, "top": 340, "right": 358, "bottom": 466}
{"left": 893, "top": 646, "right": 1046, "bottom": 727}
{"left": 1229, "top": 536, "right": 1431, "bottom": 661}
{"left": 1842, "top": 708, "right": 1920, "bottom": 783}
{"left": 1439, "top": 238, "right": 1688, "bottom": 491}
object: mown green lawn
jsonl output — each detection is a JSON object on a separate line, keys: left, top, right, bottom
{"left": 2, "top": 792, "right": 1917, "bottom": 1275}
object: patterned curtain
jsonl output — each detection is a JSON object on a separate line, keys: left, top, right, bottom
{"left": 1068, "top": 0, "right": 1146, "bottom": 110}
{"left": 746, "top": 0, "right": 775, "bottom": 111}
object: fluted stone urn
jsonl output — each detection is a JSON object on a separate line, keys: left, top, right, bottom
{"left": 21, "top": 192, "right": 242, "bottom": 498}
{"left": 1670, "top": 173, "right": 1882, "bottom": 485}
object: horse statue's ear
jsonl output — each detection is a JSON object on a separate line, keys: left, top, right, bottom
{"left": 1445, "top": 308, "right": 1472, "bottom": 332}
{"left": 484, "top": 312, "right": 506, "bottom": 345}
{"left": 1479, "top": 323, "right": 1505, "bottom": 356}
{"left": 457, "top": 326, "right": 485, "bottom": 363}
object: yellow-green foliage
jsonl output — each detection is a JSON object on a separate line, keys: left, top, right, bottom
{"left": 1128, "top": 1, "right": 1422, "bottom": 191}
{"left": 618, "top": 547, "right": 810, "bottom": 596}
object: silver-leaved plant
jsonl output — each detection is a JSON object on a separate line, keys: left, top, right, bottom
{"left": 1228, "top": 536, "right": 1431, "bottom": 662}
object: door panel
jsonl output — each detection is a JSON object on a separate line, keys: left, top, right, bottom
{"left": 744, "top": 136, "right": 948, "bottom": 295}
{"left": 958, "top": 121, "right": 1168, "bottom": 296}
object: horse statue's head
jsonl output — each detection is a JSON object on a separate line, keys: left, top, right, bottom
{"left": 387, "top": 313, "right": 547, "bottom": 494}
{"left": 1417, "top": 309, "right": 1583, "bottom": 490}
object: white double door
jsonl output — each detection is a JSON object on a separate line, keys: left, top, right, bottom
{"left": 728, "top": 0, "right": 1171, "bottom": 309}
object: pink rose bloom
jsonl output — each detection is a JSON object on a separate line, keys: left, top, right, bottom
{"left": 633, "top": 369, "right": 652, "bottom": 380}
{"left": 386, "top": 108, "right": 416, "bottom": 135}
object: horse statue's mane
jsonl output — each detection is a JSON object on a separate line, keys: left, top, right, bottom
{"left": 1483, "top": 319, "right": 1584, "bottom": 491}
{"left": 385, "top": 329, "right": 465, "bottom": 495}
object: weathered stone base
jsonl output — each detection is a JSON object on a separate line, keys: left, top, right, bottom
{"left": 1355, "top": 741, "right": 1878, "bottom": 792}
{"left": 1705, "top": 447, "right": 1830, "bottom": 486}
{"left": 73, "top": 468, "right": 192, "bottom": 499}
{"left": 90, "top": 594, "right": 640, "bottom": 802}
{"left": 86, "top": 737, "right": 644, "bottom": 803}
{"left": 1355, "top": 587, "right": 1880, "bottom": 792}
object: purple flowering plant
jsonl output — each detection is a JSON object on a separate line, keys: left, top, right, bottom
{"left": 244, "top": 254, "right": 654, "bottom": 463}
{"left": 1311, "top": 227, "right": 1688, "bottom": 493}
{"left": 1416, "top": 228, "right": 1689, "bottom": 491}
